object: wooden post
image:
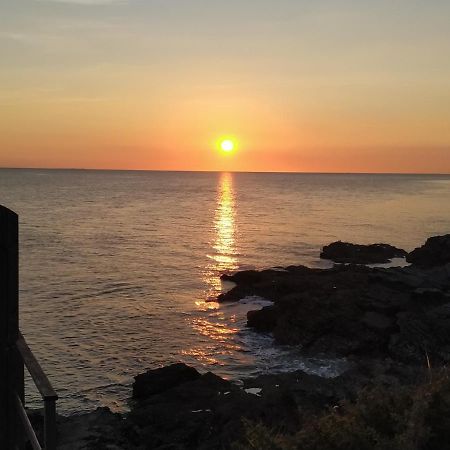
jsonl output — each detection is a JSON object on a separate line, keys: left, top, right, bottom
{"left": 44, "top": 398, "right": 57, "bottom": 450}
{"left": 0, "top": 205, "right": 24, "bottom": 449}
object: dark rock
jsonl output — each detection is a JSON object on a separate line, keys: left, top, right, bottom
{"left": 320, "top": 241, "right": 407, "bottom": 264}
{"left": 217, "top": 285, "right": 251, "bottom": 302}
{"left": 364, "top": 282, "right": 410, "bottom": 313}
{"left": 133, "top": 363, "right": 201, "bottom": 400}
{"left": 56, "top": 407, "right": 130, "bottom": 450}
{"left": 361, "top": 311, "right": 394, "bottom": 331}
{"left": 54, "top": 360, "right": 431, "bottom": 449}
{"left": 220, "top": 270, "right": 263, "bottom": 284}
{"left": 53, "top": 235, "right": 450, "bottom": 449}
{"left": 218, "top": 268, "right": 290, "bottom": 302}
{"left": 412, "top": 287, "right": 448, "bottom": 304}
{"left": 407, "top": 234, "right": 450, "bottom": 267}
{"left": 220, "top": 257, "right": 450, "bottom": 364}
{"left": 128, "top": 366, "right": 302, "bottom": 449}
{"left": 247, "top": 306, "right": 277, "bottom": 331}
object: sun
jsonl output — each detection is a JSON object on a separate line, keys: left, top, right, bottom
{"left": 220, "top": 139, "right": 235, "bottom": 153}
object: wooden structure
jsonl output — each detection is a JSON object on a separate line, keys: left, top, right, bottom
{"left": 1, "top": 205, "right": 58, "bottom": 450}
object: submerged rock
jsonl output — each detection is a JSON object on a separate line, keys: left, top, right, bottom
{"left": 407, "top": 234, "right": 450, "bottom": 267}
{"left": 320, "top": 241, "right": 407, "bottom": 264}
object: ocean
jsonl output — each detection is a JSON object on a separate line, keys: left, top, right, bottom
{"left": 1, "top": 169, "right": 449, "bottom": 414}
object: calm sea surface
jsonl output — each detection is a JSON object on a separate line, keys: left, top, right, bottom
{"left": 1, "top": 169, "right": 450, "bottom": 414}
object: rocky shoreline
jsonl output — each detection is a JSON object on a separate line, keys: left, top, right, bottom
{"left": 221, "top": 236, "right": 450, "bottom": 365}
{"left": 34, "top": 235, "right": 450, "bottom": 449}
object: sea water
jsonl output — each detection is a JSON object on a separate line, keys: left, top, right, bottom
{"left": 1, "top": 169, "right": 449, "bottom": 413}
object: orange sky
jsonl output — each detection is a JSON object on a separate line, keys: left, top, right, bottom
{"left": 1, "top": 0, "right": 449, "bottom": 173}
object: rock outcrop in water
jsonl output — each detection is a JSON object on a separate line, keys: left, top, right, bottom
{"left": 133, "top": 362, "right": 201, "bottom": 399}
{"left": 51, "top": 234, "right": 450, "bottom": 449}
{"left": 320, "top": 241, "right": 407, "bottom": 264}
{"left": 221, "top": 235, "right": 450, "bottom": 365}
{"left": 407, "top": 234, "right": 450, "bottom": 267}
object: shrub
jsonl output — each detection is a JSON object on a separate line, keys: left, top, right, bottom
{"left": 235, "top": 371, "right": 450, "bottom": 450}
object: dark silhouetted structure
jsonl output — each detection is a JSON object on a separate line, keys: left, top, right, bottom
{"left": 1, "top": 205, "right": 57, "bottom": 450}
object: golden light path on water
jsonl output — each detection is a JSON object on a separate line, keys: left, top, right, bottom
{"left": 209, "top": 172, "right": 239, "bottom": 292}
{"left": 183, "top": 173, "right": 243, "bottom": 367}
{"left": 200, "top": 171, "right": 238, "bottom": 299}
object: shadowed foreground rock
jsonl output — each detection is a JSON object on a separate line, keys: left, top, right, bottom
{"left": 52, "top": 361, "right": 427, "bottom": 450}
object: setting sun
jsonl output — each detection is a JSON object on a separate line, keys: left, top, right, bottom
{"left": 2, "top": 0, "right": 450, "bottom": 446}
{"left": 220, "top": 139, "right": 235, "bottom": 153}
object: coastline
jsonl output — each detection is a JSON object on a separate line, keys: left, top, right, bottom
{"left": 6, "top": 169, "right": 450, "bottom": 414}
{"left": 29, "top": 234, "right": 450, "bottom": 449}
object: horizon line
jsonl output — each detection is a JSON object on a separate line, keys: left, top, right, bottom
{"left": 1, "top": 166, "right": 450, "bottom": 176}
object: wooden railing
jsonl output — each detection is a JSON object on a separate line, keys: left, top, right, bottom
{"left": 16, "top": 332, "right": 58, "bottom": 450}
{"left": 1, "top": 205, "right": 58, "bottom": 450}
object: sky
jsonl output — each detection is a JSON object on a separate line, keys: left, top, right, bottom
{"left": 0, "top": 0, "right": 449, "bottom": 173}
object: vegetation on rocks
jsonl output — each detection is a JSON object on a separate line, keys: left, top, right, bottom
{"left": 235, "top": 371, "right": 450, "bottom": 450}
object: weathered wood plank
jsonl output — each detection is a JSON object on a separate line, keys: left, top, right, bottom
{"left": 15, "top": 394, "right": 42, "bottom": 450}
{"left": 16, "top": 332, "right": 58, "bottom": 401}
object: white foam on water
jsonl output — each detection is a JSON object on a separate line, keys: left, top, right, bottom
{"left": 244, "top": 388, "right": 262, "bottom": 396}
{"left": 203, "top": 295, "right": 349, "bottom": 381}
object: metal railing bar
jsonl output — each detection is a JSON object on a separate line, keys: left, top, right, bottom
{"left": 14, "top": 394, "right": 42, "bottom": 450}
{"left": 15, "top": 332, "right": 58, "bottom": 401}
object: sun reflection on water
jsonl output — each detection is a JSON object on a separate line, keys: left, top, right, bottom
{"left": 184, "top": 173, "right": 243, "bottom": 367}
{"left": 205, "top": 172, "right": 238, "bottom": 298}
